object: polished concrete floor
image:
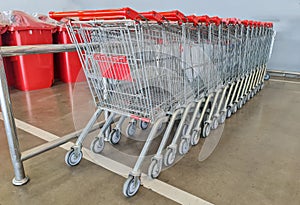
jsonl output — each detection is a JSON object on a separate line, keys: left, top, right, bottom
{"left": 0, "top": 78, "right": 299, "bottom": 205}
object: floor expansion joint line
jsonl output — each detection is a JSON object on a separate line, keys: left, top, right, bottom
{"left": 270, "top": 79, "right": 300, "bottom": 84}
{"left": 0, "top": 114, "right": 214, "bottom": 205}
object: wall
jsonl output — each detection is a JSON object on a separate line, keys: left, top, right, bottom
{"left": 2, "top": 0, "right": 300, "bottom": 72}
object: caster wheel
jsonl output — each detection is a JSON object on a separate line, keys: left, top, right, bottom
{"left": 232, "top": 104, "right": 238, "bottom": 113}
{"left": 182, "top": 124, "right": 188, "bottom": 136}
{"left": 260, "top": 83, "right": 264, "bottom": 90}
{"left": 227, "top": 108, "right": 232, "bottom": 118}
{"left": 250, "top": 91, "right": 254, "bottom": 98}
{"left": 211, "top": 117, "right": 218, "bottom": 130}
{"left": 179, "top": 138, "right": 190, "bottom": 155}
{"left": 91, "top": 136, "right": 105, "bottom": 154}
{"left": 264, "top": 73, "right": 270, "bottom": 81}
{"left": 247, "top": 94, "right": 251, "bottom": 101}
{"left": 191, "top": 130, "right": 201, "bottom": 146}
{"left": 237, "top": 100, "right": 243, "bottom": 109}
{"left": 219, "top": 111, "right": 226, "bottom": 124}
{"left": 126, "top": 122, "right": 136, "bottom": 137}
{"left": 164, "top": 148, "right": 176, "bottom": 166}
{"left": 123, "top": 176, "right": 141, "bottom": 197}
{"left": 254, "top": 88, "right": 258, "bottom": 95}
{"left": 140, "top": 121, "right": 149, "bottom": 130}
{"left": 148, "top": 159, "right": 162, "bottom": 179}
{"left": 109, "top": 129, "right": 121, "bottom": 145}
{"left": 202, "top": 123, "right": 211, "bottom": 138}
{"left": 65, "top": 148, "right": 83, "bottom": 166}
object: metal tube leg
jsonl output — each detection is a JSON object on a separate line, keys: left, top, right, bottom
{"left": 215, "top": 85, "right": 229, "bottom": 117}
{"left": 185, "top": 98, "right": 205, "bottom": 136}
{"left": 230, "top": 78, "right": 242, "bottom": 106}
{"left": 257, "top": 66, "right": 264, "bottom": 86}
{"left": 130, "top": 116, "right": 169, "bottom": 176}
{"left": 115, "top": 115, "right": 127, "bottom": 130}
{"left": 75, "top": 108, "right": 103, "bottom": 148}
{"left": 0, "top": 56, "right": 29, "bottom": 185}
{"left": 236, "top": 75, "right": 249, "bottom": 102}
{"left": 169, "top": 102, "right": 195, "bottom": 146}
{"left": 222, "top": 82, "right": 235, "bottom": 111}
{"left": 155, "top": 109, "right": 183, "bottom": 157}
{"left": 194, "top": 94, "right": 213, "bottom": 130}
{"left": 207, "top": 89, "right": 222, "bottom": 122}
{"left": 99, "top": 113, "right": 116, "bottom": 140}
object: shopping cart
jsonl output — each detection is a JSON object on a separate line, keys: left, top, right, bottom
{"left": 51, "top": 8, "right": 198, "bottom": 197}
{"left": 49, "top": 8, "right": 275, "bottom": 197}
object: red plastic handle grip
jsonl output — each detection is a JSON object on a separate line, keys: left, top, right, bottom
{"left": 197, "top": 15, "right": 210, "bottom": 23}
{"left": 158, "top": 10, "right": 187, "bottom": 22}
{"left": 268, "top": 22, "right": 273, "bottom": 28}
{"left": 209, "top": 16, "right": 221, "bottom": 26}
{"left": 49, "top": 7, "right": 141, "bottom": 21}
{"left": 241, "top": 20, "right": 249, "bottom": 26}
{"left": 139, "top": 11, "right": 165, "bottom": 23}
{"left": 187, "top": 15, "right": 199, "bottom": 26}
{"left": 248, "top": 20, "right": 254, "bottom": 27}
{"left": 221, "top": 18, "right": 229, "bottom": 25}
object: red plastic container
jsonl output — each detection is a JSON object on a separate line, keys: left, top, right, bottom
{"left": 53, "top": 26, "right": 84, "bottom": 83}
{"left": 2, "top": 11, "right": 55, "bottom": 91}
{"left": 0, "top": 23, "right": 14, "bottom": 86}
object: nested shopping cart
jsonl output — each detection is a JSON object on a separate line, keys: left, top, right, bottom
{"left": 49, "top": 7, "right": 275, "bottom": 197}
{"left": 50, "top": 8, "right": 197, "bottom": 197}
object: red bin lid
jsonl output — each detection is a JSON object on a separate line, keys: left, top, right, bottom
{"left": 5, "top": 10, "right": 56, "bottom": 31}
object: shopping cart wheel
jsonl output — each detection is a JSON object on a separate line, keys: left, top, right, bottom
{"left": 123, "top": 175, "right": 141, "bottom": 197}
{"left": 211, "top": 117, "right": 218, "bottom": 130}
{"left": 179, "top": 138, "right": 190, "bottom": 155}
{"left": 237, "top": 100, "right": 243, "bottom": 110}
{"left": 250, "top": 91, "right": 255, "bottom": 98}
{"left": 91, "top": 136, "right": 105, "bottom": 154}
{"left": 65, "top": 148, "right": 83, "bottom": 166}
{"left": 109, "top": 129, "right": 121, "bottom": 145}
{"left": 126, "top": 122, "right": 137, "bottom": 137}
{"left": 232, "top": 104, "right": 238, "bottom": 114}
{"left": 148, "top": 159, "right": 162, "bottom": 179}
{"left": 140, "top": 121, "right": 149, "bottom": 130}
{"left": 219, "top": 111, "right": 226, "bottom": 124}
{"left": 164, "top": 148, "right": 176, "bottom": 166}
{"left": 202, "top": 123, "right": 211, "bottom": 138}
{"left": 264, "top": 73, "right": 270, "bottom": 81}
{"left": 227, "top": 107, "right": 232, "bottom": 118}
{"left": 247, "top": 93, "right": 251, "bottom": 101}
{"left": 254, "top": 88, "right": 258, "bottom": 95}
{"left": 191, "top": 130, "right": 201, "bottom": 146}
{"left": 260, "top": 83, "right": 264, "bottom": 90}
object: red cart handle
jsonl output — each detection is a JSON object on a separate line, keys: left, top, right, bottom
{"left": 197, "top": 15, "right": 210, "bottom": 24}
{"left": 266, "top": 22, "right": 273, "bottom": 28}
{"left": 49, "top": 7, "right": 141, "bottom": 21}
{"left": 209, "top": 16, "right": 221, "bottom": 26}
{"left": 221, "top": 18, "right": 229, "bottom": 25}
{"left": 139, "top": 11, "right": 165, "bottom": 24}
{"left": 158, "top": 10, "right": 187, "bottom": 23}
{"left": 187, "top": 15, "right": 199, "bottom": 26}
{"left": 241, "top": 20, "right": 249, "bottom": 27}
{"left": 248, "top": 20, "right": 254, "bottom": 27}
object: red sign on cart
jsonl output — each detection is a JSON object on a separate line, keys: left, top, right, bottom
{"left": 94, "top": 54, "right": 132, "bottom": 81}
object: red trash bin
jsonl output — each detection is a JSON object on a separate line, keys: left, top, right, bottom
{"left": 0, "top": 22, "right": 14, "bottom": 86}
{"left": 53, "top": 26, "right": 84, "bottom": 83}
{"left": 2, "top": 11, "right": 55, "bottom": 91}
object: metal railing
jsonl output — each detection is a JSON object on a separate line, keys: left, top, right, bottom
{"left": 0, "top": 43, "right": 102, "bottom": 185}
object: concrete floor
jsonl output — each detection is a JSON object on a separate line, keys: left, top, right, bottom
{"left": 0, "top": 78, "right": 299, "bottom": 205}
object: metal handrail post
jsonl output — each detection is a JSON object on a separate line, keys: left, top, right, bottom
{"left": 0, "top": 55, "right": 29, "bottom": 185}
